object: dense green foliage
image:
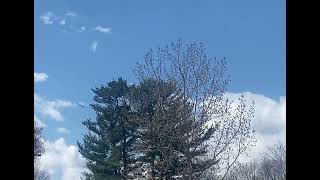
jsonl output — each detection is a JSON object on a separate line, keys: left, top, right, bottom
{"left": 78, "top": 78, "right": 137, "bottom": 179}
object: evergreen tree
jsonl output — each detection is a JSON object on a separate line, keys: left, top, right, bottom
{"left": 78, "top": 78, "right": 137, "bottom": 180}
{"left": 130, "top": 79, "right": 218, "bottom": 179}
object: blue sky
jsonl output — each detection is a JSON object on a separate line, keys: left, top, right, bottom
{"left": 34, "top": 0, "right": 285, "bottom": 179}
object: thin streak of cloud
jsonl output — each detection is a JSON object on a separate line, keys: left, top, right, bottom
{"left": 40, "top": 12, "right": 55, "bottom": 24}
{"left": 90, "top": 41, "right": 98, "bottom": 52}
{"left": 93, "top": 26, "right": 112, "bottom": 34}
{"left": 77, "top": 26, "right": 86, "bottom": 32}
{"left": 40, "top": 11, "right": 77, "bottom": 26}
{"left": 57, "top": 128, "right": 71, "bottom": 134}
{"left": 65, "top": 11, "right": 77, "bottom": 17}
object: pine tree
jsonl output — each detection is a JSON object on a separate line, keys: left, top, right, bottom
{"left": 130, "top": 79, "right": 183, "bottom": 179}
{"left": 78, "top": 78, "right": 137, "bottom": 180}
{"left": 130, "top": 79, "right": 218, "bottom": 179}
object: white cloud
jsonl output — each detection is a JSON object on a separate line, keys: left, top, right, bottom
{"left": 34, "top": 94, "right": 74, "bottom": 121}
{"left": 39, "top": 138, "right": 86, "bottom": 180}
{"left": 90, "top": 41, "right": 98, "bottom": 52}
{"left": 93, "top": 26, "right": 112, "bottom": 34}
{"left": 40, "top": 12, "right": 55, "bottom": 24}
{"left": 79, "top": 26, "right": 86, "bottom": 32}
{"left": 34, "top": 73, "right": 48, "bottom": 82}
{"left": 59, "top": 19, "right": 66, "bottom": 25}
{"left": 57, "top": 128, "right": 71, "bottom": 134}
{"left": 40, "top": 11, "right": 76, "bottom": 26}
{"left": 76, "top": 26, "right": 86, "bottom": 33}
{"left": 222, "top": 92, "right": 286, "bottom": 162}
{"left": 65, "top": 11, "right": 77, "bottom": 17}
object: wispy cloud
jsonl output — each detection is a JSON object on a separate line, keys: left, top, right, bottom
{"left": 34, "top": 94, "right": 74, "bottom": 121}
{"left": 40, "top": 11, "right": 77, "bottom": 25}
{"left": 65, "top": 11, "right": 77, "bottom": 17}
{"left": 77, "top": 26, "right": 86, "bottom": 32}
{"left": 90, "top": 41, "right": 98, "bottom": 52}
{"left": 40, "top": 11, "right": 115, "bottom": 38}
{"left": 57, "top": 128, "right": 71, "bottom": 134}
{"left": 34, "top": 73, "right": 48, "bottom": 82}
{"left": 93, "top": 26, "right": 112, "bottom": 34}
{"left": 40, "top": 12, "right": 55, "bottom": 24}
{"left": 59, "top": 19, "right": 66, "bottom": 25}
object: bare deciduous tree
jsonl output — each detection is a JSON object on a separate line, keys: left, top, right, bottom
{"left": 135, "top": 39, "right": 256, "bottom": 179}
{"left": 34, "top": 122, "right": 50, "bottom": 180}
{"left": 34, "top": 122, "right": 44, "bottom": 160}
{"left": 259, "top": 143, "right": 286, "bottom": 180}
{"left": 223, "top": 161, "right": 260, "bottom": 180}
{"left": 34, "top": 161, "right": 50, "bottom": 180}
{"left": 207, "top": 95, "right": 256, "bottom": 180}
{"left": 223, "top": 142, "right": 286, "bottom": 180}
